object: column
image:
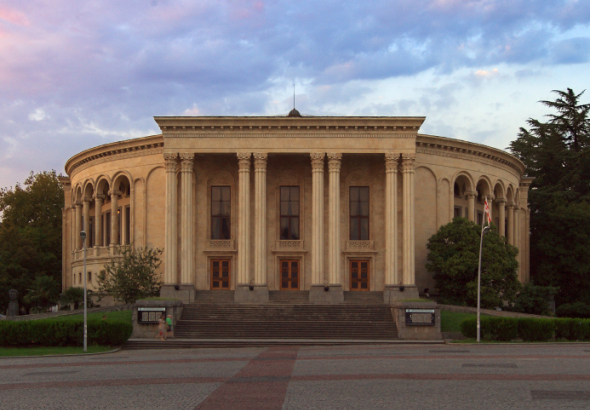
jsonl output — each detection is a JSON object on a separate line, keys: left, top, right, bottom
{"left": 507, "top": 203, "right": 514, "bottom": 245}
{"left": 109, "top": 190, "right": 120, "bottom": 248}
{"left": 487, "top": 195, "right": 494, "bottom": 221}
{"left": 328, "top": 153, "right": 342, "bottom": 285}
{"left": 237, "top": 153, "right": 251, "bottom": 285}
{"left": 82, "top": 197, "right": 91, "bottom": 248}
{"left": 253, "top": 153, "right": 268, "bottom": 285}
{"left": 384, "top": 153, "right": 398, "bottom": 285}
{"left": 180, "top": 153, "right": 195, "bottom": 285}
{"left": 466, "top": 191, "right": 476, "bottom": 222}
{"left": 401, "top": 154, "right": 416, "bottom": 286}
{"left": 75, "top": 201, "right": 82, "bottom": 250}
{"left": 498, "top": 198, "right": 506, "bottom": 237}
{"left": 164, "top": 153, "right": 178, "bottom": 284}
{"left": 311, "top": 153, "right": 325, "bottom": 285}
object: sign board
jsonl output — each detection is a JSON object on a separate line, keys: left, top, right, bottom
{"left": 137, "top": 307, "right": 166, "bottom": 324}
{"left": 405, "top": 308, "right": 435, "bottom": 326}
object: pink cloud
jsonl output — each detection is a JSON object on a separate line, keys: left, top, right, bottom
{"left": 0, "top": 6, "right": 30, "bottom": 26}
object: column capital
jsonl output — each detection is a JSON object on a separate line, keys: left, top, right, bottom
{"left": 327, "top": 153, "right": 342, "bottom": 171}
{"left": 465, "top": 190, "right": 477, "bottom": 199}
{"left": 400, "top": 154, "right": 415, "bottom": 172}
{"left": 94, "top": 193, "right": 105, "bottom": 201}
{"left": 486, "top": 195, "right": 495, "bottom": 201}
{"left": 507, "top": 201, "right": 515, "bottom": 208}
{"left": 83, "top": 196, "right": 93, "bottom": 203}
{"left": 253, "top": 152, "right": 268, "bottom": 169}
{"left": 310, "top": 152, "right": 325, "bottom": 170}
{"left": 108, "top": 189, "right": 121, "bottom": 198}
{"left": 163, "top": 152, "right": 178, "bottom": 161}
{"left": 385, "top": 153, "right": 399, "bottom": 171}
{"left": 75, "top": 201, "right": 82, "bottom": 207}
{"left": 497, "top": 198, "right": 506, "bottom": 205}
{"left": 237, "top": 152, "right": 251, "bottom": 170}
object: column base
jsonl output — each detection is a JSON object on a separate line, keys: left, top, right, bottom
{"left": 309, "top": 284, "right": 344, "bottom": 304}
{"left": 383, "top": 285, "right": 420, "bottom": 304}
{"left": 234, "top": 284, "right": 269, "bottom": 304}
{"left": 160, "top": 284, "right": 195, "bottom": 304}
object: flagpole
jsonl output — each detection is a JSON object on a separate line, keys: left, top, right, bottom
{"left": 477, "top": 196, "right": 491, "bottom": 343}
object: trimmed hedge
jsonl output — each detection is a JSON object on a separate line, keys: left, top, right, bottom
{"left": 0, "top": 320, "right": 132, "bottom": 347}
{"left": 460, "top": 316, "right": 590, "bottom": 342}
{"left": 556, "top": 302, "right": 590, "bottom": 319}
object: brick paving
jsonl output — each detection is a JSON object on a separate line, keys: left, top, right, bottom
{"left": 1, "top": 344, "right": 590, "bottom": 409}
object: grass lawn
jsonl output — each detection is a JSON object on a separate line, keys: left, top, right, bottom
{"left": 0, "top": 346, "right": 116, "bottom": 357}
{"left": 441, "top": 310, "right": 476, "bottom": 333}
{"left": 37, "top": 310, "right": 132, "bottom": 323}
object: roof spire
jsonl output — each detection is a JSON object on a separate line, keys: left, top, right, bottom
{"left": 288, "top": 79, "right": 302, "bottom": 117}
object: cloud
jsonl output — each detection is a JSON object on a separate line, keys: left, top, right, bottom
{"left": 28, "top": 108, "right": 46, "bottom": 121}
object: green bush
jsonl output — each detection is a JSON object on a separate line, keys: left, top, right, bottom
{"left": 517, "top": 318, "right": 555, "bottom": 342}
{"left": 0, "top": 319, "right": 132, "bottom": 347}
{"left": 459, "top": 317, "right": 517, "bottom": 341}
{"left": 556, "top": 302, "right": 590, "bottom": 319}
{"left": 509, "top": 282, "right": 558, "bottom": 316}
{"left": 555, "top": 319, "right": 590, "bottom": 341}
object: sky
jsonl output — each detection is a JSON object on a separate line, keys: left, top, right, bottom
{"left": 1, "top": 0, "right": 589, "bottom": 189}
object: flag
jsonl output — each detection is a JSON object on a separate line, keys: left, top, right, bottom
{"left": 484, "top": 197, "right": 492, "bottom": 226}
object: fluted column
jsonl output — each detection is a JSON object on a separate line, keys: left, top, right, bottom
{"left": 94, "top": 194, "right": 104, "bottom": 255}
{"left": 401, "top": 154, "right": 416, "bottom": 286}
{"left": 75, "top": 201, "right": 82, "bottom": 250}
{"left": 82, "top": 197, "right": 91, "bottom": 248}
{"left": 466, "top": 191, "right": 476, "bottom": 222}
{"left": 328, "top": 153, "right": 342, "bottom": 285}
{"left": 385, "top": 153, "right": 399, "bottom": 285}
{"left": 180, "top": 153, "right": 195, "bottom": 285}
{"left": 311, "top": 153, "right": 325, "bottom": 285}
{"left": 109, "top": 190, "right": 120, "bottom": 246}
{"left": 253, "top": 153, "right": 268, "bottom": 285}
{"left": 507, "top": 202, "right": 514, "bottom": 245}
{"left": 498, "top": 199, "right": 506, "bottom": 237}
{"left": 237, "top": 153, "right": 252, "bottom": 285}
{"left": 164, "top": 153, "right": 178, "bottom": 284}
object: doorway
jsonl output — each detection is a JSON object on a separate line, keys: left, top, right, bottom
{"left": 280, "top": 260, "right": 300, "bottom": 290}
{"left": 350, "top": 260, "right": 369, "bottom": 291}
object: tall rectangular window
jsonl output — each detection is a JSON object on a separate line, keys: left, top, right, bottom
{"left": 350, "top": 186, "right": 369, "bottom": 240}
{"left": 211, "top": 186, "right": 231, "bottom": 239}
{"left": 117, "top": 207, "right": 122, "bottom": 245}
{"left": 280, "top": 186, "right": 300, "bottom": 240}
{"left": 104, "top": 211, "right": 111, "bottom": 246}
{"left": 88, "top": 217, "right": 94, "bottom": 248}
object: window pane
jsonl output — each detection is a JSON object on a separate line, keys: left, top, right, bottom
{"left": 280, "top": 203, "right": 289, "bottom": 216}
{"left": 291, "top": 218, "right": 299, "bottom": 240}
{"left": 290, "top": 187, "right": 299, "bottom": 201}
{"left": 221, "top": 218, "right": 230, "bottom": 239}
{"left": 290, "top": 202, "right": 300, "bottom": 216}
{"left": 211, "top": 201, "right": 220, "bottom": 215}
{"left": 212, "top": 187, "right": 221, "bottom": 201}
{"left": 221, "top": 187, "right": 230, "bottom": 201}
{"left": 280, "top": 217, "right": 290, "bottom": 239}
{"left": 350, "top": 187, "right": 359, "bottom": 202}
{"left": 280, "top": 187, "right": 290, "bottom": 201}
{"left": 211, "top": 218, "right": 221, "bottom": 239}
{"left": 360, "top": 218, "right": 369, "bottom": 240}
{"left": 350, "top": 202, "right": 359, "bottom": 216}
{"left": 360, "top": 187, "right": 369, "bottom": 201}
{"left": 350, "top": 219, "right": 359, "bottom": 240}
{"left": 221, "top": 202, "right": 231, "bottom": 216}
{"left": 360, "top": 202, "right": 369, "bottom": 216}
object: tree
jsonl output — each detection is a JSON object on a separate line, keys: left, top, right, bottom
{"left": 60, "top": 286, "right": 85, "bottom": 310}
{"left": 97, "top": 247, "right": 163, "bottom": 304}
{"left": 509, "top": 89, "right": 590, "bottom": 305}
{"left": 426, "top": 218, "right": 520, "bottom": 309}
{"left": 23, "top": 275, "right": 61, "bottom": 313}
{"left": 0, "top": 171, "right": 64, "bottom": 312}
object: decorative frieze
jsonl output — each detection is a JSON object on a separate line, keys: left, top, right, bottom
{"left": 208, "top": 240, "right": 234, "bottom": 249}
{"left": 277, "top": 240, "right": 303, "bottom": 249}
{"left": 346, "top": 240, "right": 375, "bottom": 250}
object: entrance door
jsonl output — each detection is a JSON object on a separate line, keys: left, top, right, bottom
{"left": 280, "top": 260, "right": 300, "bottom": 290}
{"left": 211, "top": 259, "right": 230, "bottom": 290}
{"left": 350, "top": 260, "right": 369, "bottom": 291}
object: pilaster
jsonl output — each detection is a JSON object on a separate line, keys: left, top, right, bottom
{"left": 253, "top": 153, "right": 269, "bottom": 289}
{"left": 310, "top": 152, "right": 325, "bottom": 286}
{"left": 384, "top": 153, "right": 399, "bottom": 287}
{"left": 497, "top": 198, "right": 506, "bottom": 237}
{"left": 237, "top": 153, "right": 251, "bottom": 286}
{"left": 401, "top": 154, "right": 418, "bottom": 296}
{"left": 466, "top": 191, "right": 476, "bottom": 223}
{"left": 164, "top": 153, "right": 178, "bottom": 285}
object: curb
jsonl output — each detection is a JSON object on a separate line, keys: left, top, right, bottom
{"left": 0, "top": 346, "right": 123, "bottom": 360}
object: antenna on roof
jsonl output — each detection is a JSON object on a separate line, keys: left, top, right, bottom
{"left": 293, "top": 79, "right": 296, "bottom": 109}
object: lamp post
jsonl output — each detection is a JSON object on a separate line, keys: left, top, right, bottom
{"left": 80, "top": 230, "right": 88, "bottom": 353}
{"left": 477, "top": 225, "right": 491, "bottom": 343}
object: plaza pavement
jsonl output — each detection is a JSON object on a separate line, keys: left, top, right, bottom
{"left": 1, "top": 343, "right": 590, "bottom": 409}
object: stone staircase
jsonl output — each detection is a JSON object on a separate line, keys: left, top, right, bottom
{"left": 124, "top": 291, "right": 399, "bottom": 350}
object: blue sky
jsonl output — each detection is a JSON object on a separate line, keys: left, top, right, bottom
{"left": 1, "top": 0, "right": 589, "bottom": 189}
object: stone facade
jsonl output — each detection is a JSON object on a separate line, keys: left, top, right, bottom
{"left": 62, "top": 115, "right": 531, "bottom": 303}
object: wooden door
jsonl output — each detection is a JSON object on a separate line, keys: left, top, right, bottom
{"left": 280, "top": 260, "right": 300, "bottom": 290}
{"left": 211, "top": 259, "right": 230, "bottom": 290}
{"left": 350, "top": 260, "right": 369, "bottom": 291}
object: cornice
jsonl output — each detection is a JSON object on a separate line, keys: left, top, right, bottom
{"left": 416, "top": 134, "right": 526, "bottom": 177}
{"left": 65, "top": 135, "right": 164, "bottom": 177}
{"left": 162, "top": 132, "right": 416, "bottom": 139}
{"left": 154, "top": 116, "right": 426, "bottom": 133}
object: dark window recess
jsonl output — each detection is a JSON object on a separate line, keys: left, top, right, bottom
{"left": 477, "top": 211, "right": 484, "bottom": 226}
{"left": 280, "top": 186, "right": 300, "bottom": 240}
{"left": 211, "top": 187, "right": 231, "bottom": 239}
{"left": 104, "top": 212, "right": 111, "bottom": 246}
{"left": 350, "top": 186, "right": 369, "bottom": 240}
{"left": 88, "top": 217, "right": 94, "bottom": 248}
{"left": 454, "top": 206, "right": 462, "bottom": 218}
{"left": 454, "top": 183, "right": 461, "bottom": 198}
{"left": 125, "top": 206, "right": 131, "bottom": 245}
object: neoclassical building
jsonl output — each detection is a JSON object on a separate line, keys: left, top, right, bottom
{"left": 61, "top": 113, "right": 531, "bottom": 303}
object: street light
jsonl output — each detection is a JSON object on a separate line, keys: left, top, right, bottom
{"left": 80, "top": 230, "right": 88, "bottom": 353}
{"left": 477, "top": 225, "right": 491, "bottom": 343}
